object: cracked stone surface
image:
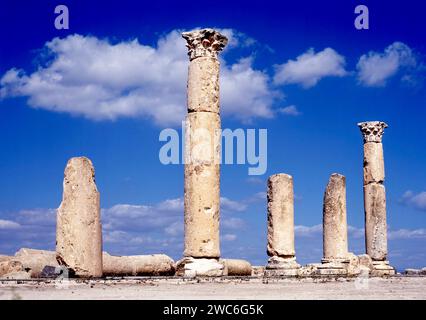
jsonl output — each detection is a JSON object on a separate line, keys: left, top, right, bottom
{"left": 322, "top": 173, "right": 349, "bottom": 262}
{"left": 56, "top": 157, "right": 103, "bottom": 278}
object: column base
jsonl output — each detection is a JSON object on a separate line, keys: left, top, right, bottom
{"left": 264, "top": 256, "right": 300, "bottom": 277}
{"left": 370, "top": 260, "right": 396, "bottom": 277}
{"left": 176, "top": 257, "right": 224, "bottom": 277}
{"left": 316, "top": 259, "right": 349, "bottom": 276}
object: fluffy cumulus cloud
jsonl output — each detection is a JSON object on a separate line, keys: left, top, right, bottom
{"left": 356, "top": 42, "right": 417, "bottom": 87}
{"left": 273, "top": 48, "right": 347, "bottom": 88}
{"left": 400, "top": 190, "right": 426, "bottom": 211}
{"left": 0, "top": 30, "right": 279, "bottom": 126}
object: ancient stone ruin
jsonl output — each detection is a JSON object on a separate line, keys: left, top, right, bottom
{"left": 0, "top": 29, "right": 403, "bottom": 280}
{"left": 177, "top": 29, "right": 228, "bottom": 277}
{"left": 358, "top": 121, "right": 395, "bottom": 276}
{"left": 265, "top": 174, "right": 300, "bottom": 276}
{"left": 56, "top": 157, "right": 103, "bottom": 278}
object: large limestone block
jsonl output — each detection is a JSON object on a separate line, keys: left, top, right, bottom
{"left": 0, "top": 260, "right": 24, "bottom": 277}
{"left": 187, "top": 57, "right": 220, "bottom": 113}
{"left": 363, "top": 142, "right": 385, "bottom": 184}
{"left": 322, "top": 173, "right": 349, "bottom": 261}
{"left": 364, "top": 183, "right": 388, "bottom": 261}
{"left": 56, "top": 157, "right": 103, "bottom": 277}
{"left": 176, "top": 257, "right": 223, "bottom": 277}
{"left": 222, "top": 259, "right": 252, "bottom": 276}
{"left": 184, "top": 112, "right": 221, "bottom": 258}
{"left": 102, "top": 252, "right": 175, "bottom": 276}
{"left": 0, "top": 255, "right": 11, "bottom": 262}
{"left": 267, "top": 174, "right": 295, "bottom": 257}
{"left": 14, "top": 248, "right": 58, "bottom": 277}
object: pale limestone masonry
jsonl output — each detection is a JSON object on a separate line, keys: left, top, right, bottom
{"left": 358, "top": 121, "right": 395, "bottom": 276}
{"left": 322, "top": 174, "right": 348, "bottom": 262}
{"left": 265, "top": 174, "right": 300, "bottom": 276}
{"left": 180, "top": 29, "right": 228, "bottom": 276}
{"left": 316, "top": 174, "right": 349, "bottom": 275}
{"left": 102, "top": 252, "right": 175, "bottom": 276}
{"left": 56, "top": 157, "right": 103, "bottom": 278}
{"left": 0, "top": 249, "right": 176, "bottom": 278}
{"left": 222, "top": 259, "right": 252, "bottom": 276}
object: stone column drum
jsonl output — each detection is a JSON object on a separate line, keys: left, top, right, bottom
{"left": 358, "top": 121, "right": 395, "bottom": 275}
{"left": 265, "top": 174, "right": 300, "bottom": 276}
{"left": 317, "top": 173, "right": 349, "bottom": 275}
{"left": 56, "top": 157, "right": 103, "bottom": 277}
{"left": 178, "top": 29, "right": 228, "bottom": 277}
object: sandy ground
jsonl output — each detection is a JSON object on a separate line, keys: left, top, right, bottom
{"left": 0, "top": 276, "right": 425, "bottom": 300}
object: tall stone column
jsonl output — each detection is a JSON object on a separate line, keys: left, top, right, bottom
{"left": 56, "top": 157, "right": 103, "bottom": 278}
{"left": 317, "top": 173, "right": 349, "bottom": 275}
{"left": 177, "top": 29, "right": 228, "bottom": 277}
{"left": 358, "top": 121, "right": 395, "bottom": 276}
{"left": 265, "top": 174, "right": 300, "bottom": 276}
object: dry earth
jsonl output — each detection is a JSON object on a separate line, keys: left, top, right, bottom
{"left": 0, "top": 276, "right": 425, "bottom": 300}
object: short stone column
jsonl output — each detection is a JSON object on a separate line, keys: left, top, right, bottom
{"left": 317, "top": 173, "right": 349, "bottom": 275}
{"left": 265, "top": 174, "right": 300, "bottom": 276}
{"left": 177, "top": 29, "right": 228, "bottom": 277}
{"left": 56, "top": 157, "right": 103, "bottom": 278}
{"left": 358, "top": 121, "right": 395, "bottom": 276}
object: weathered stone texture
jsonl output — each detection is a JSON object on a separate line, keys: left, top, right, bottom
{"left": 56, "top": 157, "right": 102, "bottom": 277}
{"left": 102, "top": 253, "right": 175, "bottom": 276}
{"left": 14, "top": 248, "right": 58, "bottom": 278}
{"left": 364, "top": 183, "right": 388, "bottom": 261}
{"left": 176, "top": 257, "right": 224, "bottom": 277}
{"left": 267, "top": 174, "right": 295, "bottom": 257}
{"left": 182, "top": 29, "right": 228, "bottom": 61}
{"left": 222, "top": 259, "right": 252, "bottom": 276}
{"left": 322, "top": 173, "right": 348, "bottom": 261}
{"left": 187, "top": 57, "right": 220, "bottom": 113}
{"left": 363, "top": 142, "right": 385, "bottom": 184}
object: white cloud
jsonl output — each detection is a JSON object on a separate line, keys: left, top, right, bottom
{"left": 274, "top": 48, "right": 347, "bottom": 88}
{"left": 222, "top": 217, "right": 245, "bottom": 230}
{"left": 388, "top": 228, "right": 426, "bottom": 240}
{"left": 400, "top": 190, "right": 426, "bottom": 211}
{"left": 278, "top": 105, "right": 301, "bottom": 116}
{"left": 295, "top": 224, "right": 322, "bottom": 237}
{"left": 347, "top": 225, "right": 364, "bottom": 239}
{"left": 0, "top": 30, "right": 279, "bottom": 126}
{"left": 220, "top": 57, "right": 278, "bottom": 121}
{"left": 220, "top": 197, "right": 247, "bottom": 212}
{"left": 0, "top": 219, "right": 21, "bottom": 229}
{"left": 222, "top": 234, "right": 237, "bottom": 242}
{"left": 356, "top": 42, "right": 416, "bottom": 87}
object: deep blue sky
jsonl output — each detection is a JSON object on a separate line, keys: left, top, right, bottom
{"left": 0, "top": 0, "right": 425, "bottom": 271}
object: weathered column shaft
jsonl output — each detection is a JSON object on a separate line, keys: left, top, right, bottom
{"left": 322, "top": 173, "right": 348, "bottom": 262}
{"left": 267, "top": 174, "right": 295, "bottom": 257}
{"left": 56, "top": 157, "right": 102, "bottom": 277}
{"left": 358, "top": 121, "right": 388, "bottom": 262}
{"left": 187, "top": 57, "right": 220, "bottom": 113}
{"left": 364, "top": 183, "right": 387, "bottom": 260}
{"left": 184, "top": 112, "right": 221, "bottom": 257}
{"left": 265, "top": 174, "right": 300, "bottom": 276}
{"left": 182, "top": 29, "right": 228, "bottom": 260}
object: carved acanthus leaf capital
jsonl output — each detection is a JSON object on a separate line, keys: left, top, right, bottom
{"left": 358, "top": 121, "right": 388, "bottom": 143}
{"left": 182, "top": 29, "right": 228, "bottom": 60}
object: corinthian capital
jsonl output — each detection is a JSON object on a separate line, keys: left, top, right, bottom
{"left": 358, "top": 121, "right": 388, "bottom": 143}
{"left": 182, "top": 29, "right": 228, "bottom": 60}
